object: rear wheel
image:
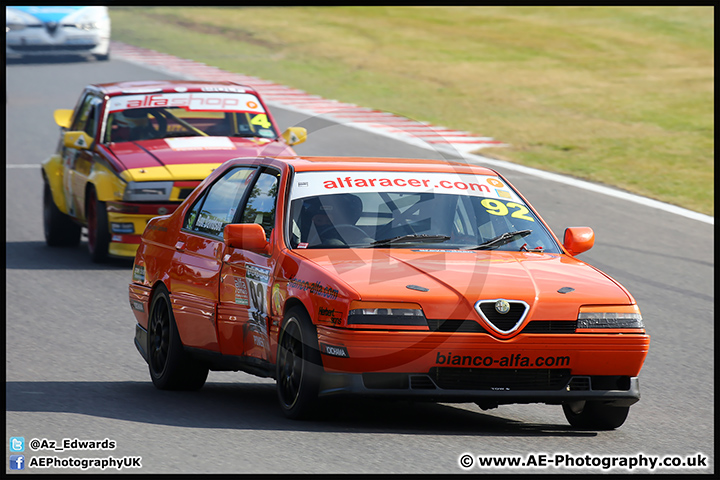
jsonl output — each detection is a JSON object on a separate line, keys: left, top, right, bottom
{"left": 86, "top": 187, "right": 110, "bottom": 263}
{"left": 562, "top": 401, "right": 630, "bottom": 430}
{"left": 276, "top": 307, "right": 323, "bottom": 419}
{"left": 43, "top": 181, "right": 81, "bottom": 247}
{"left": 147, "top": 286, "right": 209, "bottom": 390}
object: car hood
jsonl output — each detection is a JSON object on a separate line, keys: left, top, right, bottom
{"left": 107, "top": 136, "right": 296, "bottom": 181}
{"left": 293, "top": 249, "right": 633, "bottom": 321}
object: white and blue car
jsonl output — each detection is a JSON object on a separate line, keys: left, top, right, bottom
{"left": 6, "top": 6, "right": 111, "bottom": 61}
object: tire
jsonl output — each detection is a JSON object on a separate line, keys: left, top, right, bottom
{"left": 43, "top": 181, "right": 81, "bottom": 247}
{"left": 147, "top": 285, "right": 209, "bottom": 391}
{"left": 95, "top": 53, "right": 110, "bottom": 61}
{"left": 86, "top": 187, "right": 110, "bottom": 263}
{"left": 562, "top": 401, "right": 630, "bottom": 430}
{"left": 276, "top": 306, "right": 323, "bottom": 419}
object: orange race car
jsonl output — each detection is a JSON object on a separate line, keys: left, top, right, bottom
{"left": 42, "top": 80, "right": 306, "bottom": 262}
{"left": 128, "top": 155, "right": 650, "bottom": 429}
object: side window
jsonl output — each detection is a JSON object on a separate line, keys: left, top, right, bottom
{"left": 71, "top": 94, "right": 100, "bottom": 138}
{"left": 184, "top": 167, "right": 256, "bottom": 237}
{"left": 241, "top": 170, "right": 280, "bottom": 238}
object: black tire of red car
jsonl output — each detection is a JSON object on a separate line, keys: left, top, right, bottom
{"left": 147, "top": 285, "right": 209, "bottom": 391}
{"left": 562, "top": 401, "right": 630, "bottom": 430}
{"left": 43, "top": 180, "right": 81, "bottom": 247}
{"left": 85, "top": 186, "right": 111, "bottom": 263}
{"left": 276, "top": 306, "right": 323, "bottom": 419}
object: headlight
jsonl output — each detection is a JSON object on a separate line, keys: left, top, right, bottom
{"left": 63, "top": 6, "right": 108, "bottom": 31}
{"left": 348, "top": 302, "right": 427, "bottom": 326}
{"left": 6, "top": 7, "right": 41, "bottom": 32}
{"left": 577, "top": 305, "right": 644, "bottom": 329}
{"left": 123, "top": 181, "right": 173, "bottom": 202}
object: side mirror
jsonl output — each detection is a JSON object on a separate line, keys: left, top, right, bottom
{"left": 54, "top": 109, "right": 74, "bottom": 129}
{"left": 563, "top": 227, "right": 594, "bottom": 256}
{"left": 281, "top": 126, "right": 307, "bottom": 146}
{"left": 224, "top": 223, "right": 269, "bottom": 254}
{"left": 63, "top": 131, "right": 94, "bottom": 150}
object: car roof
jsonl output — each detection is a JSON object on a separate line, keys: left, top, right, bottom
{"left": 241, "top": 156, "right": 501, "bottom": 176}
{"left": 86, "top": 80, "right": 259, "bottom": 97}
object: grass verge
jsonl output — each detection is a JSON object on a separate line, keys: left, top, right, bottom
{"left": 109, "top": 6, "right": 714, "bottom": 215}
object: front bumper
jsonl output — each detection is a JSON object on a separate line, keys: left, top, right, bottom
{"left": 106, "top": 203, "right": 179, "bottom": 258}
{"left": 317, "top": 371, "right": 641, "bottom": 407}
{"left": 316, "top": 326, "right": 648, "bottom": 407}
{"left": 6, "top": 27, "right": 109, "bottom": 57}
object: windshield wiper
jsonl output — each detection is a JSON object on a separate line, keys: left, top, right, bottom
{"left": 467, "top": 230, "right": 532, "bottom": 250}
{"left": 371, "top": 234, "right": 450, "bottom": 247}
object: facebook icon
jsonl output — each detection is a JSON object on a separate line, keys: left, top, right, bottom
{"left": 10, "top": 455, "right": 25, "bottom": 470}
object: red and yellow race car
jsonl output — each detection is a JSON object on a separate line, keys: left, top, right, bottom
{"left": 128, "top": 155, "right": 650, "bottom": 429}
{"left": 42, "top": 80, "right": 306, "bottom": 262}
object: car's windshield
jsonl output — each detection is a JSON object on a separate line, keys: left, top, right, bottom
{"left": 103, "top": 91, "right": 278, "bottom": 143}
{"left": 288, "top": 171, "right": 560, "bottom": 253}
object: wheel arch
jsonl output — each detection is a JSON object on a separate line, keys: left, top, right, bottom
{"left": 41, "top": 155, "right": 69, "bottom": 214}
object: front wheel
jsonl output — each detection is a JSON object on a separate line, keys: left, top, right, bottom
{"left": 43, "top": 181, "right": 81, "bottom": 247}
{"left": 147, "top": 286, "right": 209, "bottom": 390}
{"left": 562, "top": 401, "right": 630, "bottom": 430}
{"left": 276, "top": 307, "right": 323, "bottom": 419}
{"left": 86, "top": 187, "right": 110, "bottom": 263}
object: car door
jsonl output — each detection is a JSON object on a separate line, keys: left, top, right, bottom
{"left": 62, "top": 93, "right": 102, "bottom": 220}
{"left": 218, "top": 167, "right": 283, "bottom": 362}
{"left": 171, "top": 165, "right": 258, "bottom": 351}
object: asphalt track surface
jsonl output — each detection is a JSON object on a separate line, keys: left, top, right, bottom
{"left": 5, "top": 54, "right": 714, "bottom": 474}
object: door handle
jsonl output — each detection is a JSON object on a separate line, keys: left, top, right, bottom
{"left": 175, "top": 241, "right": 185, "bottom": 252}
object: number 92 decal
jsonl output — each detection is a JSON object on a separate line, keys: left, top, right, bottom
{"left": 481, "top": 198, "right": 534, "bottom": 222}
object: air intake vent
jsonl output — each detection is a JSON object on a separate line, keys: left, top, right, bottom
{"left": 410, "top": 375, "right": 437, "bottom": 389}
{"left": 567, "top": 376, "right": 591, "bottom": 391}
{"left": 431, "top": 368, "right": 570, "bottom": 391}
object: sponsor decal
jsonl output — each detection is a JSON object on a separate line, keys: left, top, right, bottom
{"left": 201, "top": 86, "right": 246, "bottom": 93}
{"left": 165, "top": 137, "right": 236, "bottom": 151}
{"left": 130, "top": 299, "right": 145, "bottom": 313}
{"left": 435, "top": 351, "right": 570, "bottom": 368}
{"left": 246, "top": 264, "right": 271, "bottom": 336}
{"left": 132, "top": 265, "right": 145, "bottom": 283}
{"left": 108, "top": 93, "right": 266, "bottom": 113}
{"left": 320, "top": 343, "right": 349, "bottom": 358}
{"left": 288, "top": 276, "right": 339, "bottom": 300}
{"left": 289, "top": 171, "right": 519, "bottom": 202}
{"left": 234, "top": 276, "right": 249, "bottom": 306}
{"left": 318, "top": 307, "right": 342, "bottom": 325}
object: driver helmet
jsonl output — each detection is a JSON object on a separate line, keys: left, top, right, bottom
{"left": 113, "top": 109, "right": 150, "bottom": 128}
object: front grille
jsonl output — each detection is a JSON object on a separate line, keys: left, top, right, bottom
{"left": 427, "top": 319, "right": 487, "bottom": 333}
{"left": 476, "top": 301, "right": 527, "bottom": 332}
{"left": 431, "top": 368, "right": 571, "bottom": 391}
{"left": 521, "top": 320, "right": 577, "bottom": 333}
{"left": 427, "top": 319, "right": 576, "bottom": 334}
{"left": 9, "top": 44, "right": 95, "bottom": 52}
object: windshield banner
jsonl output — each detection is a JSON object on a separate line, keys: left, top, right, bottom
{"left": 291, "top": 171, "right": 521, "bottom": 202}
{"left": 107, "top": 93, "right": 266, "bottom": 113}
